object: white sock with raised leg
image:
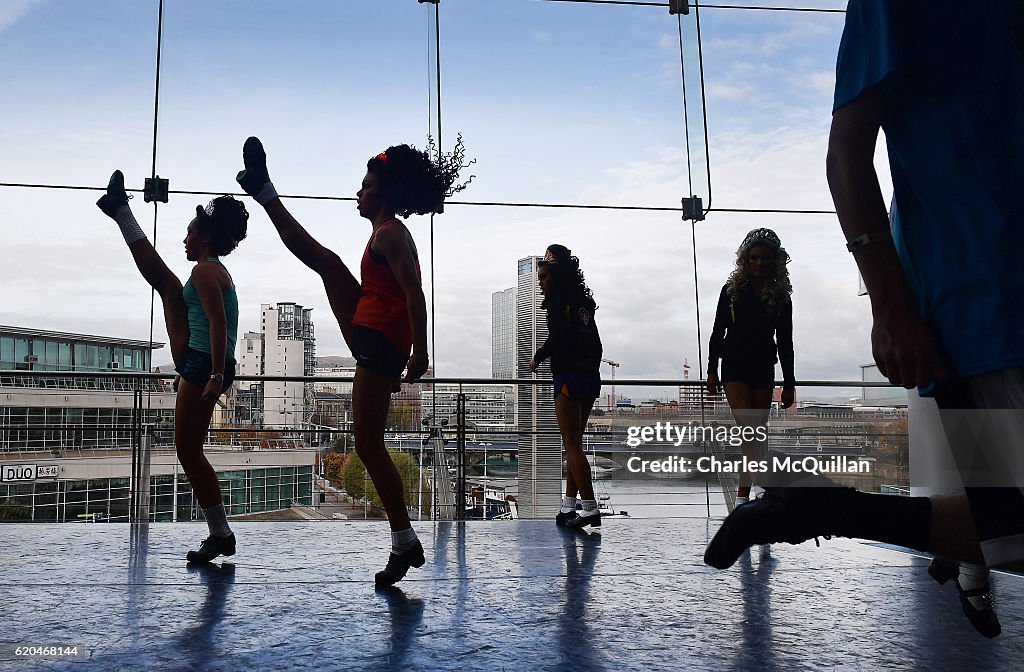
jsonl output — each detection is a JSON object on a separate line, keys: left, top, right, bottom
{"left": 114, "top": 206, "right": 146, "bottom": 245}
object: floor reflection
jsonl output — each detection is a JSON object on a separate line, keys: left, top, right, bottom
{"left": 433, "top": 521, "right": 469, "bottom": 623}
{"left": 557, "top": 529, "right": 604, "bottom": 672}
{"left": 126, "top": 523, "right": 150, "bottom": 657}
{"left": 373, "top": 586, "right": 426, "bottom": 670}
{"left": 177, "top": 561, "right": 236, "bottom": 669}
{"left": 730, "top": 548, "right": 777, "bottom": 672}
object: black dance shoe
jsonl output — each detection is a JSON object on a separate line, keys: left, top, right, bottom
{"left": 186, "top": 533, "right": 236, "bottom": 564}
{"left": 96, "top": 169, "right": 131, "bottom": 217}
{"left": 375, "top": 540, "right": 425, "bottom": 587}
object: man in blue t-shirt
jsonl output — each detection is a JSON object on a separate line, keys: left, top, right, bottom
{"left": 704, "top": 0, "right": 1024, "bottom": 639}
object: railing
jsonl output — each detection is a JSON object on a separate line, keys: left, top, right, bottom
{"left": 0, "top": 370, "right": 908, "bottom": 524}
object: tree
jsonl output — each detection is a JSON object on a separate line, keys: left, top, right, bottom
{"left": 387, "top": 402, "right": 415, "bottom": 431}
{"left": 322, "top": 451, "right": 345, "bottom": 487}
{"left": 340, "top": 449, "right": 430, "bottom": 516}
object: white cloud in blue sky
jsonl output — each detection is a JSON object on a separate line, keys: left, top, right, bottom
{"left": 1, "top": 0, "right": 891, "bottom": 400}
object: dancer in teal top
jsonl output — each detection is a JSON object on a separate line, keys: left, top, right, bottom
{"left": 97, "top": 170, "right": 247, "bottom": 563}
{"left": 183, "top": 259, "right": 239, "bottom": 357}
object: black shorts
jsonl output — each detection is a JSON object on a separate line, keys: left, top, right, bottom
{"left": 177, "top": 346, "right": 236, "bottom": 394}
{"left": 721, "top": 358, "right": 775, "bottom": 390}
{"left": 553, "top": 371, "right": 601, "bottom": 404}
{"left": 352, "top": 326, "right": 409, "bottom": 381}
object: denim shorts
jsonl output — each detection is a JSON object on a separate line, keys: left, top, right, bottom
{"left": 178, "top": 346, "right": 236, "bottom": 394}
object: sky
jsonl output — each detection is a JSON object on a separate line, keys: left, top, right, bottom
{"left": 0, "top": 0, "right": 885, "bottom": 401}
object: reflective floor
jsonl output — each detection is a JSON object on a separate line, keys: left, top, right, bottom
{"left": 2, "top": 520, "right": 1022, "bottom": 671}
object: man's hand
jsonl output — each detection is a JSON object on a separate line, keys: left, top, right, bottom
{"left": 871, "top": 300, "right": 948, "bottom": 389}
{"left": 529, "top": 358, "right": 538, "bottom": 373}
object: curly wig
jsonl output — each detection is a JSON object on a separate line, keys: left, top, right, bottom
{"left": 366, "top": 134, "right": 475, "bottom": 218}
{"left": 726, "top": 228, "right": 792, "bottom": 309}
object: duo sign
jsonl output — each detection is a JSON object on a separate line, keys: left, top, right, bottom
{"left": 1, "top": 464, "right": 59, "bottom": 482}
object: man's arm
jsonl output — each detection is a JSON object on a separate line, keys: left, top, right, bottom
{"left": 826, "top": 87, "right": 947, "bottom": 388}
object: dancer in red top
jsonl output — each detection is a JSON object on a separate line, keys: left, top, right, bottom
{"left": 237, "top": 136, "right": 470, "bottom": 585}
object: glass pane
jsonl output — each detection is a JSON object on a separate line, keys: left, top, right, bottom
{"left": 0, "top": 337, "right": 13, "bottom": 367}
{"left": 443, "top": 1, "right": 685, "bottom": 207}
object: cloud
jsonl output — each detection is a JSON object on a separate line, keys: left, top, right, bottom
{"left": 0, "top": 0, "right": 44, "bottom": 33}
{"left": 530, "top": 28, "right": 552, "bottom": 43}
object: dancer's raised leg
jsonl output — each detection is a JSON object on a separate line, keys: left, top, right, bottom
{"left": 97, "top": 170, "right": 189, "bottom": 364}
{"left": 237, "top": 137, "right": 362, "bottom": 348}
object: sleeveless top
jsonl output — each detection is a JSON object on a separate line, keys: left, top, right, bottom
{"left": 351, "top": 219, "right": 420, "bottom": 354}
{"left": 182, "top": 258, "right": 238, "bottom": 359}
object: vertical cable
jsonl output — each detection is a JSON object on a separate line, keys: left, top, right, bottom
{"left": 434, "top": 2, "right": 443, "bottom": 165}
{"left": 425, "top": 5, "right": 433, "bottom": 140}
{"left": 427, "top": 3, "right": 443, "bottom": 431}
{"left": 139, "top": 0, "right": 164, "bottom": 522}
{"left": 147, "top": 0, "right": 165, "bottom": 378}
{"left": 430, "top": 2, "right": 442, "bottom": 378}
{"left": 679, "top": 13, "right": 710, "bottom": 515}
{"left": 695, "top": 2, "right": 712, "bottom": 211}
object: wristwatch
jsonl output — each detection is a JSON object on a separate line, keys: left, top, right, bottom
{"left": 210, "top": 372, "right": 224, "bottom": 383}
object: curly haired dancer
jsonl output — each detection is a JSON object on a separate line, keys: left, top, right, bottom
{"left": 97, "top": 171, "right": 248, "bottom": 563}
{"left": 530, "top": 245, "right": 603, "bottom": 530}
{"left": 237, "top": 136, "right": 471, "bottom": 585}
{"left": 707, "top": 228, "right": 795, "bottom": 515}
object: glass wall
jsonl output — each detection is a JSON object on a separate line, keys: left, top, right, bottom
{"left": 0, "top": 2, "right": 909, "bottom": 517}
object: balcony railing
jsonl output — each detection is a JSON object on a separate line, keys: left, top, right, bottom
{"left": 0, "top": 370, "right": 908, "bottom": 524}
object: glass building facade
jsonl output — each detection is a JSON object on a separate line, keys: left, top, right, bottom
{"left": 0, "top": 465, "right": 314, "bottom": 523}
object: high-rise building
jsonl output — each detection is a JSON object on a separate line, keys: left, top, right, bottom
{"left": 491, "top": 287, "right": 516, "bottom": 381}
{"left": 238, "top": 302, "right": 316, "bottom": 429}
{"left": 515, "top": 256, "right": 561, "bottom": 518}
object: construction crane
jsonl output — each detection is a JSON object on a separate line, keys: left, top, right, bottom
{"left": 601, "top": 359, "right": 620, "bottom": 411}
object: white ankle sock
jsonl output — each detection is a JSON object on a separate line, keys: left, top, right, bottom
{"left": 255, "top": 181, "right": 279, "bottom": 206}
{"left": 561, "top": 496, "right": 577, "bottom": 513}
{"left": 391, "top": 527, "right": 418, "bottom": 555}
{"left": 580, "top": 499, "right": 598, "bottom": 515}
{"left": 114, "top": 205, "right": 147, "bottom": 245}
{"left": 202, "top": 502, "right": 232, "bottom": 538}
